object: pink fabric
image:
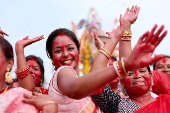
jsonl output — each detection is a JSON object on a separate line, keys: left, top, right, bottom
{"left": 0, "top": 87, "right": 38, "bottom": 113}
{"left": 152, "top": 71, "right": 170, "bottom": 94}
{"left": 48, "top": 66, "right": 91, "bottom": 113}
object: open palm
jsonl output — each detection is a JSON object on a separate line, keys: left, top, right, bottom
{"left": 127, "top": 24, "right": 168, "bottom": 69}
{"left": 121, "top": 5, "right": 140, "bottom": 25}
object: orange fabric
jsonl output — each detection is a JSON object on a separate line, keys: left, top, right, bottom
{"left": 133, "top": 94, "right": 170, "bottom": 113}
{"left": 152, "top": 71, "right": 170, "bottom": 95}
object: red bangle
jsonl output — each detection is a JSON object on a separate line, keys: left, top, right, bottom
{"left": 16, "top": 69, "right": 30, "bottom": 79}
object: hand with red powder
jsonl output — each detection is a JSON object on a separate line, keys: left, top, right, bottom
{"left": 125, "top": 24, "right": 168, "bottom": 70}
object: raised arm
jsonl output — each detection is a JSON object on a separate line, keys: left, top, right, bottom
{"left": 119, "top": 5, "right": 140, "bottom": 59}
{"left": 15, "top": 35, "right": 44, "bottom": 92}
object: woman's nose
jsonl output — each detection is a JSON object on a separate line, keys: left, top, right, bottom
{"left": 63, "top": 50, "right": 69, "bottom": 57}
{"left": 134, "top": 70, "right": 140, "bottom": 78}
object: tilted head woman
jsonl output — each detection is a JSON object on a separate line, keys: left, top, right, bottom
{"left": 26, "top": 55, "right": 44, "bottom": 87}
{"left": 153, "top": 55, "right": 170, "bottom": 75}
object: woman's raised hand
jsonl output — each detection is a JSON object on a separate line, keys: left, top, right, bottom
{"left": 125, "top": 24, "right": 168, "bottom": 70}
{"left": 94, "top": 32, "right": 104, "bottom": 50}
{"left": 106, "top": 25, "right": 123, "bottom": 40}
{"left": 15, "top": 35, "right": 44, "bottom": 49}
{"left": 121, "top": 5, "right": 140, "bottom": 25}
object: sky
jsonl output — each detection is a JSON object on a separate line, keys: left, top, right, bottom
{"left": 1, "top": 0, "right": 170, "bottom": 88}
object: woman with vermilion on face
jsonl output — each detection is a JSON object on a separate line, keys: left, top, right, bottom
{"left": 91, "top": 5, "right": 170, "bottom": 113}
{"left": 116, "top": 6, "right": 170, "bottom": 96}
{"left": 153, "top": 56, "right": 170, "bottom": 75}
{"left": 26, "top": 55, "right": 48, "bottom": 94}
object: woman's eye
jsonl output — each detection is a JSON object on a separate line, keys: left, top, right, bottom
{"left": 157, "top": 66, "right": 163, "bottom": 69}
{"left": 55, "top": 50, "right": 62, "bottom": 53}
{"left": 127, "top": 71, "right": 134, "bottom": 75}
{"left": 167, "top": 65, "right": 170, "bottom": 68}
{"left": 139, "top": 70, "right": 146, "bottom": 73}
{"left": 34, "top": 68, "right": 40, "bottom": 71}
{"left": 68, "top": 47, "right": 74, "bottom": 50}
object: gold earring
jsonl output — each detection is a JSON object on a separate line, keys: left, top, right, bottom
{"left": 5, "top": 70, "right": 13, "bottom": 83}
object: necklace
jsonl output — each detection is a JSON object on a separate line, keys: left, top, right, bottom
{"left": 0, "top": 85, "right": 9, "bottom": 97}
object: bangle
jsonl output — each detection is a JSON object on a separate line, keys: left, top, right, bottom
{"left": 99, "top": 50, "right": 111, "bottom": 59}
{"left": 100, "top": 48, "right": 112, "bottom": 58}
{"left": 121, "top": 36, "right": 131, "bottom": 41}
{"left": 113, "top": 61, "right": 123, "bottom": 79}
{"left": 41, "top": 101, "right": 57, "bottom": 111}
{"left": 16, "top": 69, "right": 30, "bottom": 79}
{"left": 15, "top": 66, "right": 29, "bottom": 74}
{"left": 123, "top": 31, "right": 132, "bottom": 36}
{"left": 121, "top": 57, "right": 128, "bottom": 75}
{"left": 15, "top": 66, "right": 30, "bottom": 79}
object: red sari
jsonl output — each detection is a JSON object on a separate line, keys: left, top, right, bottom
{"left": 134, "top": 94, "right": 170, "bottom": 113}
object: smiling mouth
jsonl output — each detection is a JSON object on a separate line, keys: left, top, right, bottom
{"left": 62, "top": 60, "right": 72, "bottom": 64}
{"left": 133, "top": 81, "right": 145, "bottom": 85}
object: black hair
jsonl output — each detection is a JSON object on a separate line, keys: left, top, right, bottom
{"left": 0, "top": 37, "right": 13, "bottom": 60}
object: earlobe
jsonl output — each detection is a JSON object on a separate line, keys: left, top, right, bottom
{"left": 7, "top": 58, "right": 14, "bottom": 71}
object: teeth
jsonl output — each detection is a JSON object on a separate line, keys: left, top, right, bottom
{"left": 63, "top": 60, "right": 71, "bottom": 63}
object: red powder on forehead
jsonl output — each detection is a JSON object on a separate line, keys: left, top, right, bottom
{"left": 29, "top": 57, "right": 36, "bottom": 61}
{"left": 58, "top": 33, "right": 68, "bottom": 37}
{"left": 162, "top": 57, "right": 168, "bottom": 63}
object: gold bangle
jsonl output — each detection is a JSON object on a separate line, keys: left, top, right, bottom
{"left": 121, "top": 57, "right": 128, "bottom": 75}
{"left": 100, "top": 48, "right": 112, "bottom": 58}
{"left": 99, "top": 50, "right": 110, "bottom": 59}
{"left": 113, "top": 61, "right": 123, "bottom": 79}
{"left": 123, "top": 31, "right": 132, "bottom": 36}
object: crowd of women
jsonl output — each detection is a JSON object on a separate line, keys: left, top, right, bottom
{"left": 0, "top": 5, "right": 170, "bottom": 113}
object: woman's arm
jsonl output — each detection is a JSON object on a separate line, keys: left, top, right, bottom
{"left": 119, "top": 5, "right": 140, "bottom": 59}
{"left": 15, "top": 36, "right": 44, "bottom": 92}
